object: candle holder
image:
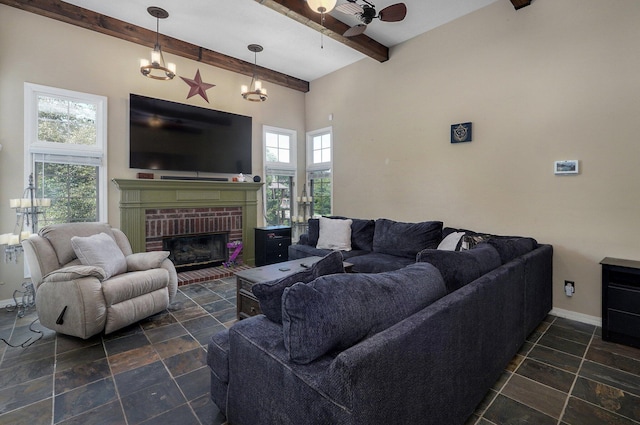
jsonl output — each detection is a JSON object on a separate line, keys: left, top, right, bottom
{"left": 2, "top": 173, "right": 50, "bottom": 263}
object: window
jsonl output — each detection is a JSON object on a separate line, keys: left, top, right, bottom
{"left": 24, "top": 83, "right": 108, "bottom": 226}
{"left": 306, "top": 128, "right": 332, "bottom": 217}
{"left": 263, "top": 126, "right": 296, "bottom": 226}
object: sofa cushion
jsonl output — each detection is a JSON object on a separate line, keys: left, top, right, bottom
{"left": 486, "top": 237, "right": 538, "bottom": 264}
{"left": 416, "top": 243, "right": 502, "bottom": 293}
{"left": 71, "top": 232, "right": 127, "bottom": 279}
{"left": 346, "top": 252, "right": 414, "bottom": 273}
{"left": 373, "top": 219, "right": 443, "bottom": 259}
{"left": 252, "top": 251, "right": 345, "bottom": 324}
{"left": 288, "top": 244, "right": 367, "bottom": 261}
{"left": 316, "top": 217, "right": 353, "bottom": 251}
{"left": 126, "top": 251, "right": 171, "bottom": 271}
{"left": 307, "top": 217, "right": 375, "bottom": 251}
{"left": 281, "top": 262, "right": 447, "bottom": 364}
{"left": 40, "top": 222, "right": 115, "bottom": 266}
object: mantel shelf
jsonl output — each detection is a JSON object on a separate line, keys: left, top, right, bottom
{"left": 112, "top": 178, "right": 263, "bottom": 265}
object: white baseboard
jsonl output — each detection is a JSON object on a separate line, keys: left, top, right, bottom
{"left": 550, "top": 307, "right": 602, "bottom": 327}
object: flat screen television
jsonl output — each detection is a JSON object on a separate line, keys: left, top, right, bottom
{"left": 129, "top": 94, "right": 252, "bottom": 174}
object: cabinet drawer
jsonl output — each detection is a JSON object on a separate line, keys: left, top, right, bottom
{"left": 238, "top": 278, "right": 255, "bottom": 293}
{"left": 608, "top": 286, "right": 640, "bottom": 315}
{"left": 607, "top": 309, "right": 640, "bottom": 339}
{"left": 266, "top": 238, "right": 291, "bottom": 250}
{"left": 238, "top": 290, "right": 261, "bottom": 318}
{"left": 266, "top": 251, "right": 288, "bottom": 264}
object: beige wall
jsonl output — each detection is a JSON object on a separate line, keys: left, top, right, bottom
{"left": 2, "top": 0, "right": 639, "bottom": 319}
{"left": 305, "top": 0, "right": 640, "bottom": 320}
{"left": 0, "top": 5, "right": 306, "bottom": 300}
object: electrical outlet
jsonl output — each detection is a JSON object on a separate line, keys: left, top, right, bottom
{"left": 564, "top": 280, "right": 575, "bottom": 297}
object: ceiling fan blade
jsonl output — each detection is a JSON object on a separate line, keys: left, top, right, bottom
{"left": 343, "top": 24, "right": 367, "bottom": 37}
{"left": 378, "top": 3, "right": 407, "bottom": 22}
{"left": 335, "top": 3, "right": 363, "bottom": 15}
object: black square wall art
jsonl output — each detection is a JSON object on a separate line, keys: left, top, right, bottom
{"left": 451, "top": 122, "right": 472, "bottom": 143}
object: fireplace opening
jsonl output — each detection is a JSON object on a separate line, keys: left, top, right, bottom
{"left": 163, "top": 232, "right": 229, "bottom": 272}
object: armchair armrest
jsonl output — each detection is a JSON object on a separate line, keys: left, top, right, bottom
{"left": 36, "top": 270, "right": 107, "bottom": 339}
{"left": 126, "top": 251, "right": 170, "bottom": 272}
{"left": 43, "top": 265, "right": 107, "bottom": 282}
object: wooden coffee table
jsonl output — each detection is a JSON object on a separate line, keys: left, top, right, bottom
{"left": 235, "top": 256, "right": 352, "bottom": 319}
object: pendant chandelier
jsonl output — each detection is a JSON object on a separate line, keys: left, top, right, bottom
{"left": 140, "top": 6, "right": 176, "bottom": 80}
{"left": 241, "top": 44, "right": 268, "bottom": 102}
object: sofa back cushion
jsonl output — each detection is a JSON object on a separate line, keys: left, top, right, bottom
{"left": 307, "top": 217, "right": 375, "bottom": 251}
{"left": 40, "top": 222, "right": 116, "bottom": 266}
{"left": 373, "top": 219, "right": 443, "bottom": 259}
{"left": 486, "top": 237, "right": 538, "bottom": 264}
{"left": 417, "top": 243, "right": 502, "bottom": 293}
{"left": 281, "top": 262, "right": 447, "bottom": 364}
{"left": 252, "top": 251, "right": 345, "bottom": 324}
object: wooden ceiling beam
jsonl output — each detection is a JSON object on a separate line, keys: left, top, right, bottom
{"left": 510, "top": 0, "right": 532, "bottom": 10}
{"left": 0, "top": 0, "right": 310, "bottom": 92}
{"left": 255, "top": 0, "right": 389, "bottom": 63}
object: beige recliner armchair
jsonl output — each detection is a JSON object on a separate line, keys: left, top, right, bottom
{"left": 22, "top": 222, "right": 178, "bottom": 339}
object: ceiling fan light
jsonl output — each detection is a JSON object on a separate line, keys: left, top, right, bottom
{"left": 307, "top": 0, "right": 337, "bottom": 14}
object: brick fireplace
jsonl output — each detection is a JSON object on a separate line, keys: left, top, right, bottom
{"left": 145, "top": 206, "right": 243, "bottom": 269}
{"left": 112, "top": 179, "right": 262, "bottom": 285}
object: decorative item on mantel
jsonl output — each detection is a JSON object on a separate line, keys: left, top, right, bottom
{"left": 139, "top": 6, "right": 176, "bottom": 80}
{"left": 241, "top": 44, "right": 268, "bottom": 102}
{"left": 2, "top": 173, "right": 50, "bottom": 263}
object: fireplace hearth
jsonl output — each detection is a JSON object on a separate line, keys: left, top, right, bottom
{"left": 163, "top": 232, "right": 228, "bottom": 272}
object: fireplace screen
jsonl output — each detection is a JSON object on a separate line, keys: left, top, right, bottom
{"left": 163, "top": 232, "right": 229, "bottom": 271}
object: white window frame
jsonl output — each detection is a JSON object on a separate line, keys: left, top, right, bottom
{"left": 263, "top": 125, "right": 297, "bottom": 225}
{"left": 24, "top": 83, "right": 108, "bottom": 223}
{"left": 306, "top": 127, "right": 333, "bottom": 216}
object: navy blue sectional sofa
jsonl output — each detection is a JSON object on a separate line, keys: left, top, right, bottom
{"left": 207, "top": 219, "right": 553, "bottom": 425}
{"left": 288, "top": 217, "right": 444, "bottom": 273}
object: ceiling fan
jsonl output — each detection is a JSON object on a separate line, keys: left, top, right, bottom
{"left": 335, "top": 0, "right": 407, "bottom": 37}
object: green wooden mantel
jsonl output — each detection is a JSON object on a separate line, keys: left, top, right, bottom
{"left": 112, "top": 179, "right": 263, "bottom": 265}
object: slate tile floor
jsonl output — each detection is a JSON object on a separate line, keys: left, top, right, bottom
{"left": 0, "top": 277, "right": 639, "bottom": 424}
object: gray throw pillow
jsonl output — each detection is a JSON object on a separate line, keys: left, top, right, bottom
{"left": 281, "top": 262, "right": 447, "bottom": 364}
{"left": 251, "top": 251, "right": 345, "bottom": 324}
{"left": 71, "top": 232, "right": 127, "bottom": 279}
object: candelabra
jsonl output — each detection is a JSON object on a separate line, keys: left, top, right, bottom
{"left": 1, "top": 173, "right": 50, "bottom": 262}
{"left": 0, "top": 173, "right": 47, "bottom": 325}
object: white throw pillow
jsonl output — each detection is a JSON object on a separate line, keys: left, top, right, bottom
{"left": 316, "top": 217, "right": 353, "bottom": 251}
{"left": 437, "top": 231, "right": 466, "bottom": 251}
{"left": 71, "top": 232, "right": 127, "bottom": 279}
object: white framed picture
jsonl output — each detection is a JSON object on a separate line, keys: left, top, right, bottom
{"left": 554, "top": 160, "right": 579, "bottom": 175}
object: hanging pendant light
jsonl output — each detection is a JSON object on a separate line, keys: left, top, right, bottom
{"left": 241, "top": 44, "right": 268, "bottom": 102}
{"left": 140, "top": 6, "right": 176, "bottom": 80}
{"left": 307, "top": 0, "right": 337, "bottom": 48}
{"left": 307, "top": 0, "right": 337, "bottom": 14}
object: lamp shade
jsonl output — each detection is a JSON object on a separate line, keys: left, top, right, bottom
{"left": 307, "top": 0, "right": 337, "bottom": 13}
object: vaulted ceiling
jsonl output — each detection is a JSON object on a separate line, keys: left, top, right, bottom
{"left": 1, "top": 0, "right": 531, "bottom": 92}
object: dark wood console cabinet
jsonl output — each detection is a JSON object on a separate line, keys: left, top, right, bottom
{"left": 255, "top": 226, "right": 291, "bottom": 266}
{"left": 601, "top": 257, "right": 640, "bottom": 348}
